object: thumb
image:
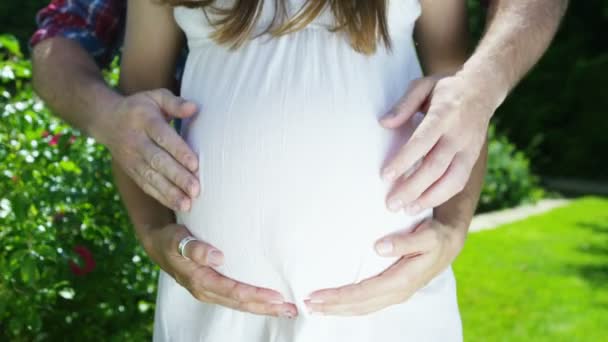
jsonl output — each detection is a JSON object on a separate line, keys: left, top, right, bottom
{"left": 379, "top": 77, "right": 435, "bottom": 128}
{"left": 374, "top": 220, "right": 432, "bottom": 257}
{"left": 183, "top": 238, "right": 224, "bottom": 267}
{"left": 147, "top": 88, "right": 198, "bottom": 120}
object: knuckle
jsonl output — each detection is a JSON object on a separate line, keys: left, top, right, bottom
{"left": 190, "top": 244, "right": 207, "bottom": 264}
{"left": 228, "top": 283, "right": 241, "bottom": 302}
{"left": 155, "top": 133, "right": 166, "bottom": 147}
{"left": 168, "top": 188, "right": 184, "bottom": 208}
{"left": 230, "top": 283, "right": 246, "bottom": 302}
{"left": 143, "top": 167, "right": 155, "bottom": 182}
{"left": 175, "top": 174, "right": 190, "bottom": 190}
{"left": 185, "top": 177, "right": 197, "bottom": 192}
{"left": 179, "top": 151, "right": 193, "bottom": 165}
{"left": 150, "top": 151, "right": 164, "bottom": 170}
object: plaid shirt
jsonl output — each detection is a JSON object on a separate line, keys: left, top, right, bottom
{"left": 29, "top": 0, "right": 187, "bottom": 131}
{"left": 30, "top": 0, "right": 126, "bottom": 68}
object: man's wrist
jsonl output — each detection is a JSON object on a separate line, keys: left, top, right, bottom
{"left": 87, "top": 86, "right": 124, "bottom": 146}
{"left": 437, "top": 218, "right": 469, "bottom": 262}
{"left": 456, "top": 59, "right": 510, "bottom": 115}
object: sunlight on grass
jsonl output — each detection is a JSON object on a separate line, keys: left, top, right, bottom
{"left": 454, "top": 197, "right": 608, "bottom": 341}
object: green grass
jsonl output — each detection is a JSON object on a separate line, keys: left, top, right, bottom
{"left": 454, "top": 197, "right": 608, "bottom": 341}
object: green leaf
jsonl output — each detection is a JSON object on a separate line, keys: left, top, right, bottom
{"left": 20, "top": 256, "right": 40, "bottom": 285}
{"left": 59, "top": 160, "right": 82, "bottom": 174}
{"left": 36, "top": 245, "right": 57, "bottom": 262}
{"left": 0, "top": 35, "right": 22, "bottom": 57}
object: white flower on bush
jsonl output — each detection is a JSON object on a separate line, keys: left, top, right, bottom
{"left": 1, "top": 65, "right": 15, "bottom": 80}
{"left": 0, "top": 198, "right": 11, "bottom": 218}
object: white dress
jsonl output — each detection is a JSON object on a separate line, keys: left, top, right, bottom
{"left": 154, "top": 1, "right": 462, "bottom": 341}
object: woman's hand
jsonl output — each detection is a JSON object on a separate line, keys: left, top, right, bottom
{"left": 142, "top": 223, "right": 299, "bottom": 319}
{"left": 304, "top": 218, "right": 466, "bottom": 315}
{"left": 379, "top": 73, "right": 498, "bottom": 215}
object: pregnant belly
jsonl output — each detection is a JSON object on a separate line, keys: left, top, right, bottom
{"left": 175, "top": 92, "right": 431, "bottom": 311}
{"left": 174, "top": 42, "right": 430, "bottom": 312}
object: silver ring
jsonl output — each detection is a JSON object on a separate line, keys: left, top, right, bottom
{"left": 178, "top": 236, "right": 198, "bottom": 259}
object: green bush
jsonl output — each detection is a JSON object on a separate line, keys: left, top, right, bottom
{"left": 0, "top": 35, "right": 155, "bottom": 341}
{"left": 479, "top": 125, "right": 544, "bottom": 212}
{"left": 491, "top": 1, "right": 608, "bottom": 181}
{"left": 0, "top": 33, "right": 542, "bottom": 339}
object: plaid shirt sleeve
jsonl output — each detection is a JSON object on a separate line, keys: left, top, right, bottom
{"left": 29, "top": 0, "right": 126, "bottom": 68}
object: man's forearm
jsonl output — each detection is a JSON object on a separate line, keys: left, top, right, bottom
{"left": 461, "top": 0, "right": 569, "bottom": 106}
{"left": 32, "top": 37, "right": 121, "bottom": 145}
{"left": 111, "top": 159, "right": 176, "bottom": 253}
{"left": 434, "top": 140, "right": 488, "bottom": 247}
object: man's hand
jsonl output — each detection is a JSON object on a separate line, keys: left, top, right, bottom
{"left": 304, "top": 218, "right": 465, "bottom": 315}
{"left": 379, "top": 74, "right": 496, "bottom": 214}
{"left": 32, "top": 39, "right": 200, "bottom": 212}
{"left": 101, "top": 89, "right": 201, "bottom": 212}
{"left": 144, "top": 223, "right": 299, "bottom": 319}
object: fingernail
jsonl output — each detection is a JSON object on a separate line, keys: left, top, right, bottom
{"left": 269, "top": 300, "right": 285, "bottom": 305}
{"left": 187, "top": 156, "right": 198, "bottom": 172}
{"left": 180, "top": 199, "right": 191, "bottom": 212}
{"left": 189, "top": 183, "right": 199, "bottom": 197}
{"left": 404, "top": 203, "right": 422, "bottom": 215}
{"left": 380, "top": 111, "right": 396, "bottom": 120}
{"left": 207, "top": 250, "right": 224, "bottom": 267}
{"left": 183, "top": 102, "right": 197, "bottom": 112}
{"left": 388, "top": 198, "right": 403, "bottom": 211}
{"left": 308, "top": 299, "right": 324, "bottom": 304}
{"left": 382, "top": 169, "right": 397, "bottom": 182}
{"left": 375, "top": 239, "right": 394, "bottom": 256}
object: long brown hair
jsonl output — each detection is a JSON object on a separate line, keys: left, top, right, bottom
{"left": 162, "top": 0, "right": 390, "bottom": 54}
